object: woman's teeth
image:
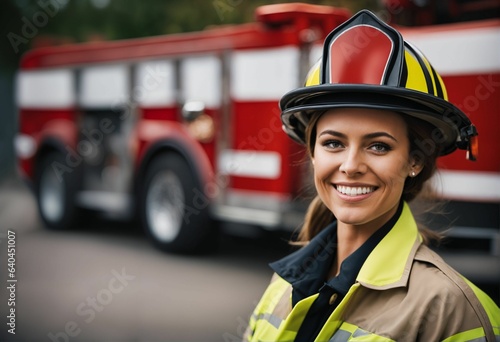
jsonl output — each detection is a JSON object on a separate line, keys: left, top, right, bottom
{"left": 336, "top": 185, "right": 375, "bottom": 196}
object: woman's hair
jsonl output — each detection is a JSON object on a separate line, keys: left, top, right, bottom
{"left": 295, "top": 110, "right": 442, "bottom": 245}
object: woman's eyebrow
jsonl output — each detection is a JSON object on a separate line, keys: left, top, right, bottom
{"left": 318, "top": 130, "right": 347, "bottom": 138}
{"left": 318, "top": 130, "right": 398, "bottom": 142}
{"left": 364, "top": 132, "right": 398, "bottom": 142}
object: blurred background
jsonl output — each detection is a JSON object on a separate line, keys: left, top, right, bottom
{"left": 1, "top": 0, "right": 381, "bottom": 179}
{"left": 1, "top": 0, "right": 499, "bottom": 341}
{"left": 1, "top": 1, "right": 381, "bottom": 342}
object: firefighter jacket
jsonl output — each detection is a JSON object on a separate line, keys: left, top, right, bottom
{"left": 244, "top": 202, "right": 500, "bottom": 341}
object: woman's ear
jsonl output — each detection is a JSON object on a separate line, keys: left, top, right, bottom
{"left": 408, "top": 157, "right": 424, "bottom": 177}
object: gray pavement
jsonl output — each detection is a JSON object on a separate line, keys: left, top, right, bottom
{"left": 0, "top": 175, "right": 290, "bottom": 342}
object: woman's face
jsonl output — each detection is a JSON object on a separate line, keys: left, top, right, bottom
{"left": 312, "top": 108, "right": 417, "bottom": 230}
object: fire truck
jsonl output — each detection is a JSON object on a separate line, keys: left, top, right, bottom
{"left": 384, "top": 0, "right": 500, "bottom": 295}
{"left": 14, "top": 2, "right": 499, "bottom": 283}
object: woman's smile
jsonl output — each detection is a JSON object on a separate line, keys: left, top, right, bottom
{"left": 312, "top": 108, "right": 420, "bottom": 231}
{"left": 334, "top": 184, "right": 377, "bottom": 197}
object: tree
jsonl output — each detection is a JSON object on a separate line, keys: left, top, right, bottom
{"left": 6, "top": 0, "right": 381, "bottom": 48}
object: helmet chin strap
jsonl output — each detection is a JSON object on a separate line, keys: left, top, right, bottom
{"left": 457, "top": 125, "right": 478, "bottom": 161}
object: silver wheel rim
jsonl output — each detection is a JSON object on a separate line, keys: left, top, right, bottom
{"left": 40, "top": 164, "right": 65, "bottom": 223}
{"left": 146, "top": 170, "right": 184, "bottom": 243}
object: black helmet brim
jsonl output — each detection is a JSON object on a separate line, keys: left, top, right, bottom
{"left": 280, "top": 83, "right": 472, "bottom": 156}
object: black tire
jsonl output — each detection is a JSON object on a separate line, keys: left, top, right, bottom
{"left": 35, "top": 151, "right": 81, "bottom": 230}
{"left": 141, "top": 152, "right": 217, "bottom": 254}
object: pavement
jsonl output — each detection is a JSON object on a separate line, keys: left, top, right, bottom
{"left": 0, "top": 174, "right": 291, "bottom": 342}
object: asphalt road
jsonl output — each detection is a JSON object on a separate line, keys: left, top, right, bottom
{"left": 0, "top": 174, "right": 292, "bottom": 342}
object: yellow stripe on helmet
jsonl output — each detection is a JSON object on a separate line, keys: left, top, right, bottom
{"left": 404, "top": 50, "right": 430, "bottom": 95}
{"left": 305, "top": 59, "right": 321, "bottom": 87}
{"left": 404, "top": 46, "right": 448, "bottom": 100}
{"left": 433, "top": 66, "right": 448, "bottom": 100}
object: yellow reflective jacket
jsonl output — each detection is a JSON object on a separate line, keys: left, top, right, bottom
{"left": 245, "top": 203, "right": 500, "bottom": 341}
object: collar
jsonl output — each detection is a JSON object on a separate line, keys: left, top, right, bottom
{"left": 325, "top": 202, "right": 400, "bottom": 294}
{"left": 270, "top": 201, "right": 410, "bottom": 305}
{"left": 356, "top": 201, "right": 422, "bottom": 289}
{"left": 270, "top": 201, "right": 421, "bottom": 301}
{"left": 270, "top": 219, "right": 336, "bottom": 306}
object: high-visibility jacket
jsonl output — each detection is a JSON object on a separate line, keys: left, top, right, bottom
{"left": 244, "top": 202, "right": 500, "bottom": 341}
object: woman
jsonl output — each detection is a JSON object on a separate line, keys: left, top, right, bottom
{"left": 244, "top": 10, "right": 500, "bottom": 342}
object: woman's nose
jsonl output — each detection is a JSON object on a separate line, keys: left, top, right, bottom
{"left": 339, "top": 149, "right": 367, "bottom": 176}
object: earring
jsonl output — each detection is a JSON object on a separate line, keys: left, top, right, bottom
{"left": 410, "top": 171, "right": 416, "bottom": 177}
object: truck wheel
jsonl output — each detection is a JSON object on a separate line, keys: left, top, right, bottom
{"left": 141, "top": 153, "right": 216, "bottom": 254}
{"left": 35, "top": 152, "right": 80, "bottom": 229}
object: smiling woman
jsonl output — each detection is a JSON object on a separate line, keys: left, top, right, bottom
{"left": 244, "top": 9, "right": 499, "bottom": 342}
{"left": 312, "top": 109, "right": 413, "bottom": 245}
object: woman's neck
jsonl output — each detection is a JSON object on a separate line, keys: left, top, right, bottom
{"left": 330, "top": 204, "right": 400, "bottom": 277}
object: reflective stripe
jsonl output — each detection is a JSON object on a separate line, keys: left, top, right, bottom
{"left": 80, "top": 64, "right": 129, "bottom": 107}
{"left": 231, "top": 46, "right": 300, "bottom": 100}
{"left": 402, "top": 26, "right": 500, "bottom": 75}
{"left": 181, "top": 55, "right": 221, "bottom": 107}
{"left": 352, "top": 328, "right": 370, "bottom": 338}
{"left": 328, "top": 326, "right": 390, "bottom": 342}
{"left": 135, "top": 60, "right": 176, "bottom": 107}
{"left": 218, "top": 149, "right": 281, "bottom": 179}
{"left": 252, "top": 313, "right": 283, "bottom": 329}
{"left": 467, "top": 338, "right": 487, "bottom": 342}
{"left": 431, "top": 170, "right": 500, "bottom": 202}
{"left": 16, "top": 69, "right": 75, "bottom": 108}
{"left": 329, "top": 329, "right": 351, "bottom": 342}
{"left": 442, "top": 327, "right": 491, "bottom": 342}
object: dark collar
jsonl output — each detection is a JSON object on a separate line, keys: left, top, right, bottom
{"left": 270, "top": 201, "right": 404, "bottom": 306}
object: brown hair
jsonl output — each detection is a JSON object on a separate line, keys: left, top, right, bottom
{"left": 295, "top": 110, "right": 443, "bottom": 245}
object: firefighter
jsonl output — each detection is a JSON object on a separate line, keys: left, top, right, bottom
{"left": 244, "top": 10, "right": 500, "bottom": 342}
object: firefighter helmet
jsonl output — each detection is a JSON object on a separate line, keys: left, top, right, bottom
{"left": 280, "top": 10, "right": 478, "bottom": 160}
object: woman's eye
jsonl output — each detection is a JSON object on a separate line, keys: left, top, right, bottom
{"left": 369, "top": 142, "right": 391, "bottom": 153}
{"left": 322, "top": 140, "right": 344, "bottom": 149}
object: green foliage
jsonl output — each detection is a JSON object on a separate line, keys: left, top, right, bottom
{"left": 10, "top": 0, "right": 380, "bottom": 40}
{"left": 1, "top": 0, "right": 24, "bottom": 70}
{"left": 1, "top": 0, "right": 380, "bottom": 70}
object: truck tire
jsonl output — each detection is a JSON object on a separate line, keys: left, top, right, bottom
{"left": 141, "top": 153, "right": 216, "bottom": 254}
{"left": 35, "top": 151, "right": 81, "bottom": 230}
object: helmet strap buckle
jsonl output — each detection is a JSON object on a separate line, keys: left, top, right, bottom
{"left": 458, "top": 125, "right": 478, "bottom": 161}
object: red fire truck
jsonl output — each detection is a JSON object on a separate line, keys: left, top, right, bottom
{"left": 385, "top": 0, "right": 500, "bottom": 289}
{"left": 14, "top": 2, "right": 499, "bottom": 283}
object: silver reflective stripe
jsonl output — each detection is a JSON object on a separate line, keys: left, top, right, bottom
{"left": 466, "top": 337, "right": 487, "bottom": 342}
{"left": 328, "top": 328, "right": 371, "bottom": 341}
{"left": 329, "top": 329, "right": 351, "bottom": 342}
{"left": 252, "top": 313, "right": 283, "bottom": 329}
{"left": 352, "top": 328, "right": 370, "bottom": 338}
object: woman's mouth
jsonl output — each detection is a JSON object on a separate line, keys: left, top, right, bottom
{"left": 335, "top": 185, "right": 376, "bottom": 196}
